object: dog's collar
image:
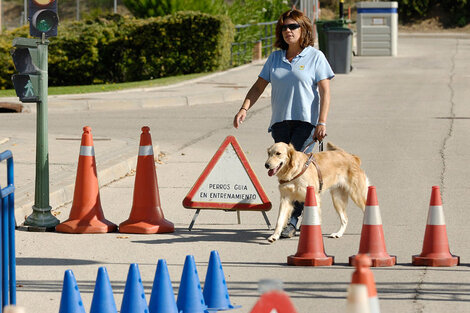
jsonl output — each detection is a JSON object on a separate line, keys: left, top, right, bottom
{"left": 279, "top": 153, "right": 323, "bottom": 192}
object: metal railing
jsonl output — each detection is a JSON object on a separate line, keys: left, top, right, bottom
{"left": 230, "top": 21, "right": 277, "bottom": 66}
{"left": 0, "top": 150, "right": 16, "bottom": 309}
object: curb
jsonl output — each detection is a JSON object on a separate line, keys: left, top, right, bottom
{"left": 15, "top": 145, "right": 160, "bottom": 226}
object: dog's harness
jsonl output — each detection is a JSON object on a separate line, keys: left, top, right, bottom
{"left": 279, "top": 140, "right": 324, "bottom": 192}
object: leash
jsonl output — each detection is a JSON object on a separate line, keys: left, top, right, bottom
{"left": 279, "top": 138, "right": 324, "bottom": 191}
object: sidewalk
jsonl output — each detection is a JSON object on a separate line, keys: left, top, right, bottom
{"left": 1, "top": 61, "right": 271, "bottom": 113}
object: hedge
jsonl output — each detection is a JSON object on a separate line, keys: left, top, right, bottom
{"left": 0, "top": 12, "right": 234, "bottom": 89}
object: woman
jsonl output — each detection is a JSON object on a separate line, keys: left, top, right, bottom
{"left": 233, "top": 9, "right": 334, "bottom": 238}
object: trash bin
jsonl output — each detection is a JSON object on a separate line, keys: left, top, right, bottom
{"left": 324, "top": 27, "right": 353, "bottom": 74}
{"left": 356, "top": 1, "right": 398, "bottom": 56}
{"left": 315, "top": 19, "right": 349, "bottom": 56}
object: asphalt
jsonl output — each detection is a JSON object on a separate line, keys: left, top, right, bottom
{"left": 1, "top": 32, "right": 470, "bottom": 313}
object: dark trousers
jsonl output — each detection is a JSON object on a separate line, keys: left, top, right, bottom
{"left": 271, "top": 120, "right": 314, "bottom": 227}
{"left": 271, "top": 120, "right": 314, "bottom": 151}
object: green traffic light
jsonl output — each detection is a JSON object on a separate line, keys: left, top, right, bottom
{"left": 31, "top": 9, "right": 58, "bottom": 35}
{"left": 37, "top": 18, "right": 54, "bottom": 32}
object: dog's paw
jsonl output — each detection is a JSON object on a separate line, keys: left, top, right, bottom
{"left": 267, "top": 234, "right": 279, "bottom": 243}
{"left": 328, "top": 232, "right": 343, "bottom": 238}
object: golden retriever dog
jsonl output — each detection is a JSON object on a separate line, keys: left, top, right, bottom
{"left": 265, "top": 142, "right": 369, "bottom": 243}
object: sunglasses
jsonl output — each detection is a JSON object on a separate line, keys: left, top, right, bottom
{"left": 281, "top": 23, "right": 301, "bottom": 31}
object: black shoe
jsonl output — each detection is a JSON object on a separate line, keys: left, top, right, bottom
{"left": 281, "top": 223, "right": 296, "bottom": 238}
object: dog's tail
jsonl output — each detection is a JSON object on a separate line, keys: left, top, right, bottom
{"left": 326, "top": 142, "right": 362, "bottom": 165}
{"left": 325, "top": 142, "right": 341, "bottom": 151}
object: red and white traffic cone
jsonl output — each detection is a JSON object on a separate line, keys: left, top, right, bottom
{"left": 119, "top": 126, "right": 174, "bottom": 234}
{"left": 412, "top": 186, "right": 459, "bottom": 266}
{"left": 249, "top": 290, "right": 298, "bottom": 313}
{"left": 346, "top": 284, "right": 370, "bottom": 313}
{"left": 350, "top": 254, "right": 380, "bottom": 313}
{"left": 56, "top": 126, "right": 117, "bottom": 233}
{"left": 287, "top": 186, "right": 334, "bottom": 266}
{"left": 349, "top": 186, "right": 396, "bottom": 267}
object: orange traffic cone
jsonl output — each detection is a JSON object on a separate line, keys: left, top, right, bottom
{"left": 412, "top": 186, "right": 459, "bottom": 266}
{"left": 249, "top": 290, "right": 298, "bottom": 313}
{"left": 56, "top": 126, "right": 117, "bottom": 233}
{"left": 349, "top": 186, "right": 396, "bottom": 267}
{"left": 346, "top": 284, "right": 370, "bottom": 313}
{"left": 287, "top": 186, "right": 334, "bottom": 266}
{"left": 350, "top": 254, "right": 380, "bottom": 313}
{"left": 119, "top": 126, "right": 174, "bottom": 234}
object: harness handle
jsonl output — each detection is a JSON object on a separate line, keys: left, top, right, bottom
{"left": 302, "top": 137, "right": 324, "bottom": 154}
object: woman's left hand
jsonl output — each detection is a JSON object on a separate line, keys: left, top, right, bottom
{"left": 314, "top": 124, "right": 327, "bottom": 142}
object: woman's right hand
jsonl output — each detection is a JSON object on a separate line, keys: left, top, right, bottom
{"left": 233, "top": 109, "right": 247, "bottom": 128}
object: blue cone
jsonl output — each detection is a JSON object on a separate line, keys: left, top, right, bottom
{"left": 90, "top": 267, "right": 118, "bottom": 313}
{"left": 121, "top": 264, "right": 149, "bottom": 313}
{"left": 203, "top": 251, "right": 240, "bottom": 311}
{"left": 176, "top": 255, "right": 208, "bottom": 313}
{"left": 149, "top": 259, "right": 178, "bottom": 313}
{"left": 58, "top": 270, "right": 86, "bottom": 313}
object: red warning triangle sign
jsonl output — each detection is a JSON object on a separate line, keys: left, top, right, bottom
{"left": 183, "top": 136, "right": 271, "bottom": 211}
{"left": 249, "top": 291, "right": 298, "bottom": 313}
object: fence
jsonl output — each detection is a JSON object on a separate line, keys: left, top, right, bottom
{"left": 230, "top": 21, "right": 276, "bottom": 66}
{"left": 1, "top": 0, "right": 129, "bottom": 30}
{"left": 0, "top": 150, "right": 16, "bottom": 309}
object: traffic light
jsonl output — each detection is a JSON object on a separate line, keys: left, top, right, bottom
{"left": 11, "top": 38, "right": 41, "bottom": 103}
{"left": 29, "top": 0, "right": 59, "bottom": 37}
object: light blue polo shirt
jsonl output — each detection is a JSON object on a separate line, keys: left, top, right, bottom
{"left": 259, "top": 46, "right": 334, "bottom": 131}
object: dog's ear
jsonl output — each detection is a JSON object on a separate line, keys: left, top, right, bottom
{"left": 287, "top": 144, "right": 297, "bottom": 168}
{"left": 289, "top": 145, "right": 305, "bottom": 170}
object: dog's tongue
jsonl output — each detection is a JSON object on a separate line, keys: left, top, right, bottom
{"left": 268, "top": 169, "right": 275, "bottom": 176}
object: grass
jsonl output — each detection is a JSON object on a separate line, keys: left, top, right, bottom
{"left": 0, "top": 72, "right": 210, "bottom": 97}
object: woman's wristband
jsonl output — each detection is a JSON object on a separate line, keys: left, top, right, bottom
{"left": 317, "top": 122, "right": 326, "bottom": 126}
{"left": 240, "top": 108, "right": 248, "bottom": 112}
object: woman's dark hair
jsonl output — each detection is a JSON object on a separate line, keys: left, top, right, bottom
{"left": 274, "top": 9, "right": 314, "bottom": 50}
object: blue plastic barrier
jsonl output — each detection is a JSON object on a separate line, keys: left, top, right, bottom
{"left": 0, "top": 150, "right": 16, "bottom": 308}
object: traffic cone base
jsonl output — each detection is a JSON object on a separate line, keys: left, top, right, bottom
{"left": 412, "top": 255, "right": 459, "bottom": 267}
{"left": 288, "top": 254, "right": 334, "bottom": 266}
{"left": 57, "top": 218, "right": 117, "bottom": 234}
{"left": 349, "top": 254, "right": 396, "bottom": 267}
{"left": 119, "top": 219, "right": 174, "bottom": 234}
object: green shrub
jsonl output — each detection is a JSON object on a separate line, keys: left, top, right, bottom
{"left": 396, "top": 0, "right": 470, "bottom": 26}
{"left": 0, "top": 12, "right": 234, "bottom": 88}
{"left": 123, "top": 0, "right": 227, "bottom": 18}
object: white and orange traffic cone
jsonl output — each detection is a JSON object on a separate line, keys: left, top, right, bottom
{"left": 249, "top": 290, "right": 298, "bottom": 313}
{"left": 412, "top": 186, "right": 459, "bottom": 266}
{"left": 346, "top": 284, "right": 370, "bottom": 313}
{"left": 287, "top": 186, "right": 334, "bottom": 266}
{"left": 119, "top": 126, "right": 174, "bottom": 234}
{"left": 349, "top": 186, "right": 396, "bottom": 267}
{"left": 350, "top": 254, "right": 380, "bottom": 313}
{"left": 56, "top": 126, "right": 117, "bottom": 233}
